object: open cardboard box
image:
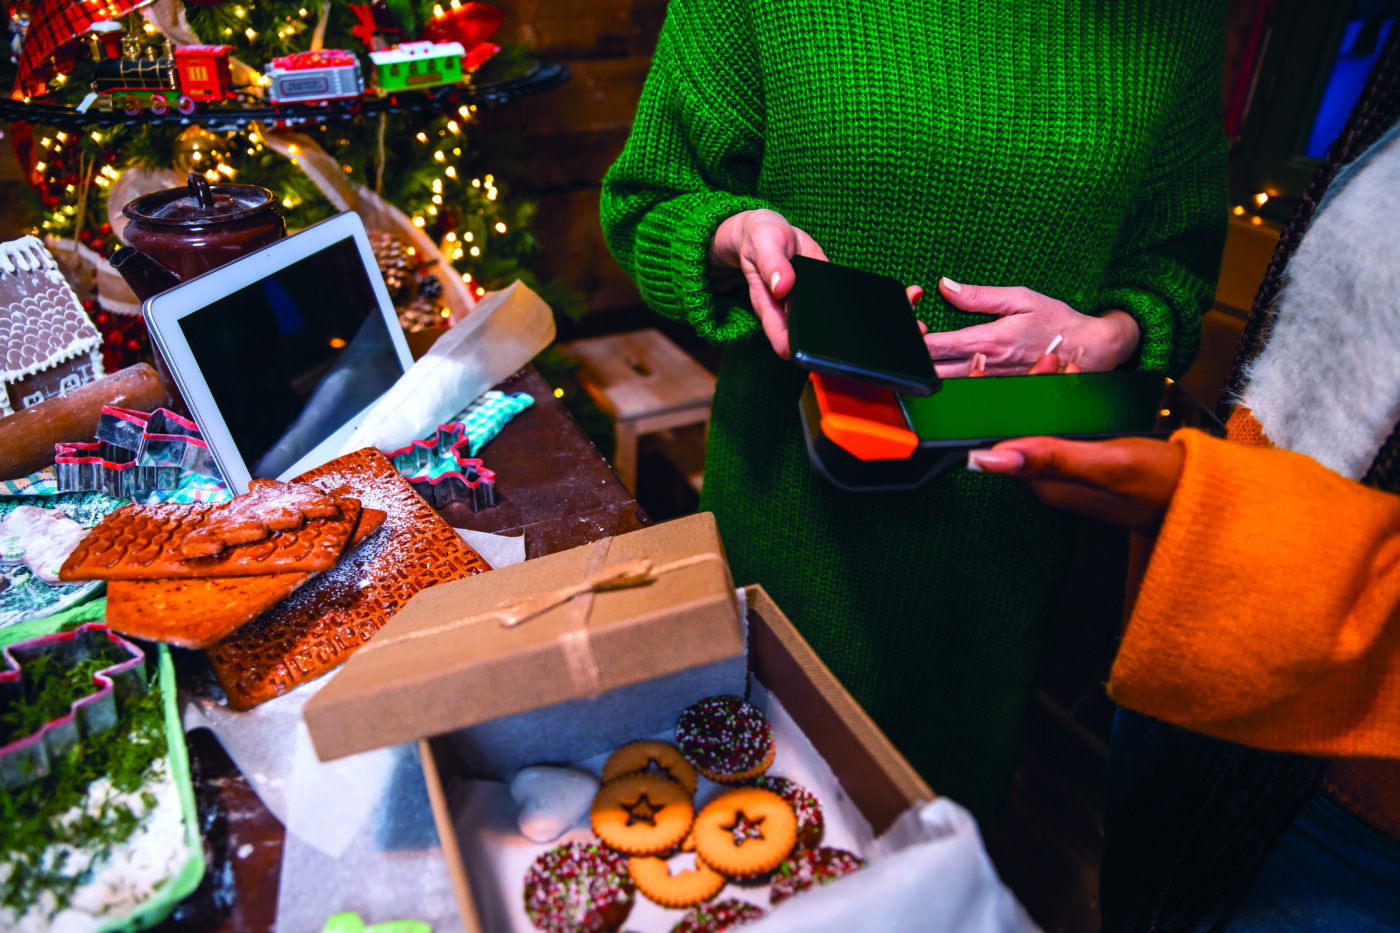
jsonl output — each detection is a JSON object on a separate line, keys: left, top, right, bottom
{"left": 304, "top": 515, "right": 1032, "bottom": 932}
{"left": 418, "top": 585, "right": 935, "bottom": 932}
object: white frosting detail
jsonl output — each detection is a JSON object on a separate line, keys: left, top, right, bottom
{"left": 1240, "top": 135, "right": 1400, "bottom": 480}
{"left": 0, "top": 761, "right": 190, "bottom": 933}
{"left": 1, "top": 235, "right": 103, "bottom": 384}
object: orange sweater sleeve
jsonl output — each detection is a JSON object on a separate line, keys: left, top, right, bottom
{"left": 1107, "top": 428, "right": 1400, "bottom": 760}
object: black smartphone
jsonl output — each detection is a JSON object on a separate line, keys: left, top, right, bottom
{"left": 787, "top": 256, "right": 940, "bottom": 396}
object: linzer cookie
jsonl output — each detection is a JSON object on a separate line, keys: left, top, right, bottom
{"left": 105, "top": 508, "right": 387, "bottom": 649}
{"left": 206, "top": 448, "right": 491, "bottom": 710}
{"left": 58, "top": 494, "right": 361, "bottom": 581}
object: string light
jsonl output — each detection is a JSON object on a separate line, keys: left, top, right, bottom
{"left": 432, "top": 194, "right": 442, "bottom": 204}
{"left": 461, "top": 272, "right": 472, "bottom": 282}
{"left": 91, "top": 131, "right": 102, "bottom": 142}
{"left": 413, "top": 216, "right": 426, "bottom": 227}
{"left": 464, "top": 232, "right": 473, "bottom": 242}
{"left": 469, "top": 246, "right": 479, "bottom": 256}
{"left": 432, "top": 179, "right": 443, "bottom": 193}
{"left": 471, "top": 178, "right": 481, "bottom": 187}
{"left": 447, "top": 121, "right": 459, "bottom": 133}
{"left": 1254, "top": 192, "right": 1269, "bottom": 206}
{"left": 444, "top": 231, "right": 455, "bottom": 240}
{"left": 283, "top": 198, "right": 294, "bottom": 207}
{"left": 246, "top": 27, "right": 257, "bottom": 39}
{"left": 236, "top": 6, "right": 245, "bottom": 15}
{"left": 445, "top": 166, "right": 457, "bottom": 179}
{"left": 434, "top": 4, "right": 444, "bottom": 15}
{"left": 428, "top": 205, "right": 438, "bottom": 215}
{"left": 1232, "top": 205, "right": 1245, "bottom": 216}
{"left": 417, "top": 131, "right": 428, "bottom": 143}
{"left": 452, "top": 248, "right": 463, "bottom": 259}
{"left": 487, "top": 188, "right": 497, "bottom": 201}
{"left": 434, "top": 151, "right": 445, "bottom": 161}
{"left": 494, "top": 222, "right": 506, "bottom": 233}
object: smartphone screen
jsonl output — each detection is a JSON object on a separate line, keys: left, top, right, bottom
{"left": 898, "top": 371, "right": 1215, "bottom": 445}
{"left": 787, "top": 256, "right": 940, "bottom": 396}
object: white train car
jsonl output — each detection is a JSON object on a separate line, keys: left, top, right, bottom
{"left": 266, "top": 49, "right": 364, "bottom": 106}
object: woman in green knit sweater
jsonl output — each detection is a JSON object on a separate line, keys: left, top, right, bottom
{"left": 601, "top": 0, "right": 1227, "bottom": 817}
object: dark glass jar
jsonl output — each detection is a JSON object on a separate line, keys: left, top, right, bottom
{"left": 121, "top": 173, "right": 285, "bottom": 281}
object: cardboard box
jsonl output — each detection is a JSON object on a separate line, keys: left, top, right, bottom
{"left": 420, "top": 585, "right": 935, "bottom": 932}
{"left": 304, "top": 512, "right": 747, "bottom": 777}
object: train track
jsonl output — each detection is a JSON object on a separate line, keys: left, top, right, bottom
{"left": 0, "top": 60, "right": 567, "bottom": 131}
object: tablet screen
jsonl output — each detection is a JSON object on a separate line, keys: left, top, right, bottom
{"left": 176, "top": 235, "right": 404, "bottom": 478}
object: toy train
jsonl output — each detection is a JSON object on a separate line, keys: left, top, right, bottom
{"left": 77, "top": 25, "right": 469, "bottom": 116}
{"left": 79, "top": 40, "right": 238, "bottom": 115}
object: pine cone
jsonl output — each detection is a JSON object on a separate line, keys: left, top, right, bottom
{"left": 370, "top": 230, "right": 414, "bottom": 304}
{"left": 418, "top": 273, "right": 443, "bottom": 300}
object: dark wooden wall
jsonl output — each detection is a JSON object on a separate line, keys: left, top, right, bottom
{"left": 478, "top": 0, "right": 665, "bottom": 316}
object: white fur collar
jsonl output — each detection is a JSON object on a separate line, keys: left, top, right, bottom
{"left": 1239, "top": 133, "right": 1400, "bottom": 481}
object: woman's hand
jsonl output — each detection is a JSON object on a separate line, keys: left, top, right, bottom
{"left": 965, "top": 436, "right": 1184, "bottom": 535}
{"left": 921, "top": 279, "right": 1140, "bottom": 377}
{"left": 709, "top": 209, "right": 828, "bottom": 358}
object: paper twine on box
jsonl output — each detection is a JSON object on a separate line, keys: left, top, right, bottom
{"left": 355, "top": 537, "right": 725, "bottom": 697}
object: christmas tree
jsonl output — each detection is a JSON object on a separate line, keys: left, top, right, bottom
{"left": 2, "top": 0, "right": 582, "bottom": 369}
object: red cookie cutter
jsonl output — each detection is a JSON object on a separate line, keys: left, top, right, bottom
{"left": 385, "top": 422, "right": 498, "bottom": 512}
{"left": 0, "top": 623, "right": 147, "bottom": 789}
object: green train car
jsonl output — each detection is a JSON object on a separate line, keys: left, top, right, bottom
{"left": 369, "top": 41, "right": 466, "bottom": 95}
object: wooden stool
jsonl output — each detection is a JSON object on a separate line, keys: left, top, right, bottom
{"left": 563, "top": 329, "right": 716, "bottom": 493}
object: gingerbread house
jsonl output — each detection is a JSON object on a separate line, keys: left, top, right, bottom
{"left": 1, "top": 235, "right": 105, "bottom": 417}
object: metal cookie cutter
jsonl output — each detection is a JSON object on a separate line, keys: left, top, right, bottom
{"left": 0, "top": 623, "right": 147, "bottom": 789}
{"left": 387, "top": 422, "right": 499, "bottom": 512}
{"left": 56, "top": 405, "right": 222, "bottom": 497}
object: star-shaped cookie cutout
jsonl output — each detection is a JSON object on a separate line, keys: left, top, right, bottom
{"left": 724, "top": 810, "right": 766, "bottom": 846}
{"left": 623, "top": 793, "right": 664, "bottom": 827}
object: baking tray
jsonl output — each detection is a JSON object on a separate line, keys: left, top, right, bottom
{"left": 0, "top": 599, "right": 204, "bottom": 931}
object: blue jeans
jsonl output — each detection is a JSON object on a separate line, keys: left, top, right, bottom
{"left": 1101, "top": 709, "right": 1400, "bottom": 933}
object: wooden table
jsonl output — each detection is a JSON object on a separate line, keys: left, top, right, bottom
{"left": 153, "top": 365, "right": 648, "bottom": 933}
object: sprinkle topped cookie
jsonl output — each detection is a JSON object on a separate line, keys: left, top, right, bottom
{"left": 675, "top": 695, "right": 773, "bottom": 783}
{"left": 669, "top": 898, "right": 766, "bottom": 932}
{"left": 750, "top": 776, "right": 823, "bottom": 849}
{"left": 523, "top": 841, "right": 635, "bottom": 933}
{"left": 769, "top": 846, "right": 865, "bottom": 905}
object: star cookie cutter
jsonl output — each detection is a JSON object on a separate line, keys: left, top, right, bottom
{"left": 386, "top": 423, "right": 499, "bottom": 512}
{"left": 0, "top": 623, "right": 147, "bottom": 789}
{"left": 55, "top": 406, "right": 222, "bottom": 498}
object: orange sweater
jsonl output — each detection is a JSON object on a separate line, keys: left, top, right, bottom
{"left": 1110, "top": 424, "right": 1400, "bottom": 758}
{"left": 1108, "top": 420, "right": 1400, "bottom": 833}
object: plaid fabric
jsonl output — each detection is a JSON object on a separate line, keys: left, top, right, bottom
{"left": 455, "top": 390, "right": 533, "bottom": 456}
{"left": 0, "top": 467, "right": 59, "bottom": 496}
{"left": 16, "top": 0, "right": 154, "bottom": 95}
{"left": 0, "top": 464, "right": 229, "bottom": 504}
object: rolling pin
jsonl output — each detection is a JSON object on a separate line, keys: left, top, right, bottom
{"left": 0, "top": 364, "right": 168, "bottom": 480}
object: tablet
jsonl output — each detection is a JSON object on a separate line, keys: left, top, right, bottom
{"left": 787, "top": 256, "right": 940, "bottom": 396}
{"left": 143, "top": 212, "right": 413, "bottom": 494}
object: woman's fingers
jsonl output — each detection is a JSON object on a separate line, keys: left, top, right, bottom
{"left": 939, "top": 279, "right": 1038, "bottom": 316}
{"left": 965, "top": 436, "right": 1184, "bottom": 533}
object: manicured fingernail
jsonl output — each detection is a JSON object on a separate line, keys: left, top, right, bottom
{"left": 941, "top": 277, "right": 962, "bottom": 293}
{"left": 910, "top": 285, "right": 924, "bottom": 306}
{"left": 970, "top": 352, "right": 986, "bottom": 375}
{"left": 967, "top": 450, "right": 1025, "bottom": 473}
{"left": 771, "top": 271, "right": 782, "bottom": 292}
{"left": 1044, "top": 334, "right": 1064, "bottom": 356}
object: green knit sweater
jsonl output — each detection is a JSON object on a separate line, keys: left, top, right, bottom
{"left": 601, "top": 0, "right": 1227, "bottom": 817}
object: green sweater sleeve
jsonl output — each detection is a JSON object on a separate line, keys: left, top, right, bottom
{"left": 1094, "top": 27, "right": 1229, "bottom": 377}
{"left": 600, "top": 2, "right": 771, "bottom": 345}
